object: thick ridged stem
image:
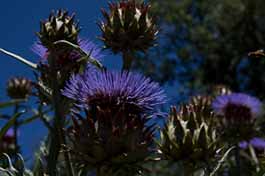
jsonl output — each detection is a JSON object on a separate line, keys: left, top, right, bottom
{"left": 46, "top": 51, "right": 74, "bottom": 176}
{"left": 46, "top": 52, "right": 61, "bottom": 176}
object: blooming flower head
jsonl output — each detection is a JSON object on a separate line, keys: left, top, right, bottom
{"left": 212, "top": 93, "right": 262, "bottom": 122}
{"left": 63, "top": 68, "right": 166, "bottom": 115}
{"left": 239, "top": 137, "right": 265, "bottom": 151}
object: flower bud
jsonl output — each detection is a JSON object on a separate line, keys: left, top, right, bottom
{"left": 99, "top": 0, "right": 158, "bottom": 53}
{"left": 158, "top": 102, "right": 217, "bottom": 166}
{"left": 6, "top": 77, "right": 32, "bottom": 99}
{"left": 37, "top": 9, "right": 80, "bottom": 49}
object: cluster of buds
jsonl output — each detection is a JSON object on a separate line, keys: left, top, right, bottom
{"left": 158, "top": 100, "right": 217, "bottom": 166}
{"left": 6, "top": 77, "right": 32, "bottom": 99}
{"left": 99, "top": 0, "right": 158, "bottom": 54}
{"left": 67, "top": 108, "right": 154, "bottom": 175}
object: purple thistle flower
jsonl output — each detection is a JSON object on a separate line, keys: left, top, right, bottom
{"left": 239, "top": 137, "right": 265, "bottom": 150}
{"left": 212, "top": 93, "right": 262, "bottom": 121}
{"left": 62, "top": 68, "right": 166, "bottom": 115}
{"left": 31, "top": 43, "right": 48, "bottom": 60}
{"left": 32, "top": 38, "right": 104, "bottom": 62}
{"left": 250, "top": 137, "right": 265, "bottom": 150}
{"left": 78, "top": 39, "right": 104, "bottom": 60}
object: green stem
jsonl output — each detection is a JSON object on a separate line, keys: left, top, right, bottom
{"left": 13, "top": 104, "right": 19, "bottom": 164}
{"left": 46, "top": 52, "right": 74, "bottom": 176}
{"left": 0, "top": 48, "right": 38, "bottom": 69}
{"left": 122, "top": 51, "right": 134, "bottom": 71}
{"left": 46, "top": 53, "right": 60, "bottom": 176}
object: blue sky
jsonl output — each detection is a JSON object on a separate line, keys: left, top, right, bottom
{"left": 0, "top": 0, "right": 122, "bottom": 162}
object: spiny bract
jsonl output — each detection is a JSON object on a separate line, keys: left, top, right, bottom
{"left": 37, "top": 9, "right": 80, "bottom": 49}
{"left": 99, "top": 0, "right": 158, "bottom": 53}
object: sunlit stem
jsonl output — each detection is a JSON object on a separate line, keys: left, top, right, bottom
{"left": 0, "top": 48, "right": 38, "bottom": 70}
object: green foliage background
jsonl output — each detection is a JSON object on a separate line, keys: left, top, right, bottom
{"left": 135, "top": 0, "right": 265, "bottom": 98}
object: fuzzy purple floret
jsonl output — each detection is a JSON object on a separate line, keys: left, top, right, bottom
{"left": 32, "top": 38, "right": 104, "bottom": 61}
{"left": 250, "top": 138, "right": 265, "bottom": 150}
{"left": 78, "top": 39, "right": 104, "bottom": 60}
{"left": 212, "top": 93, "right": 262, "bottom": 118}
{"left": 5, "top": 128, "right": 15, "bottom": 137}
{"left": 239, "top": 137, "right": 265, "bottom": 150}
{"left": 31, "top": 42, "right": 48, "bottom": 60}
{"left": 239, "top": 141, "right": 248, "bottom": 149}
{"left": 62, "top": 68, "right": 166, "bottom": 114}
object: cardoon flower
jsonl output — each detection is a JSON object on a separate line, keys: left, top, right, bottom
{"left": 158, "top": 104, "right": 217, "bottom": 165}
{"left": 34, "top": 9, "right": 103, "bottom": 92}
{"left": 212, "top": 93, "right": 262, "bottom": 142}
{"left": 63, "top": 69, "right": 166, "bottom": 115}
{"left": 212, "top": 93, "right": 262, "bottom": 122}
{"left": 239, "top": 137, "right": 265, "bottom": 151}
{"left": 6, "top": 77, "right": 32, "bottom": 99}
{"left": 32, "top": 38, "right": 103, "bottom": 68}
{"left": 99, "top": 0, "right": 158, "bottom": 54}
{"left": 250, "top": 138, "right": 265, "bottom": 150}
{"left": 67, "top": 109, "right": 154, "bottom": 175}
{"left": 32, "top": 37, "right": 103, "bottom": 97}
{"left": 37, "top": 9, "right": 80, "bottom": 49}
